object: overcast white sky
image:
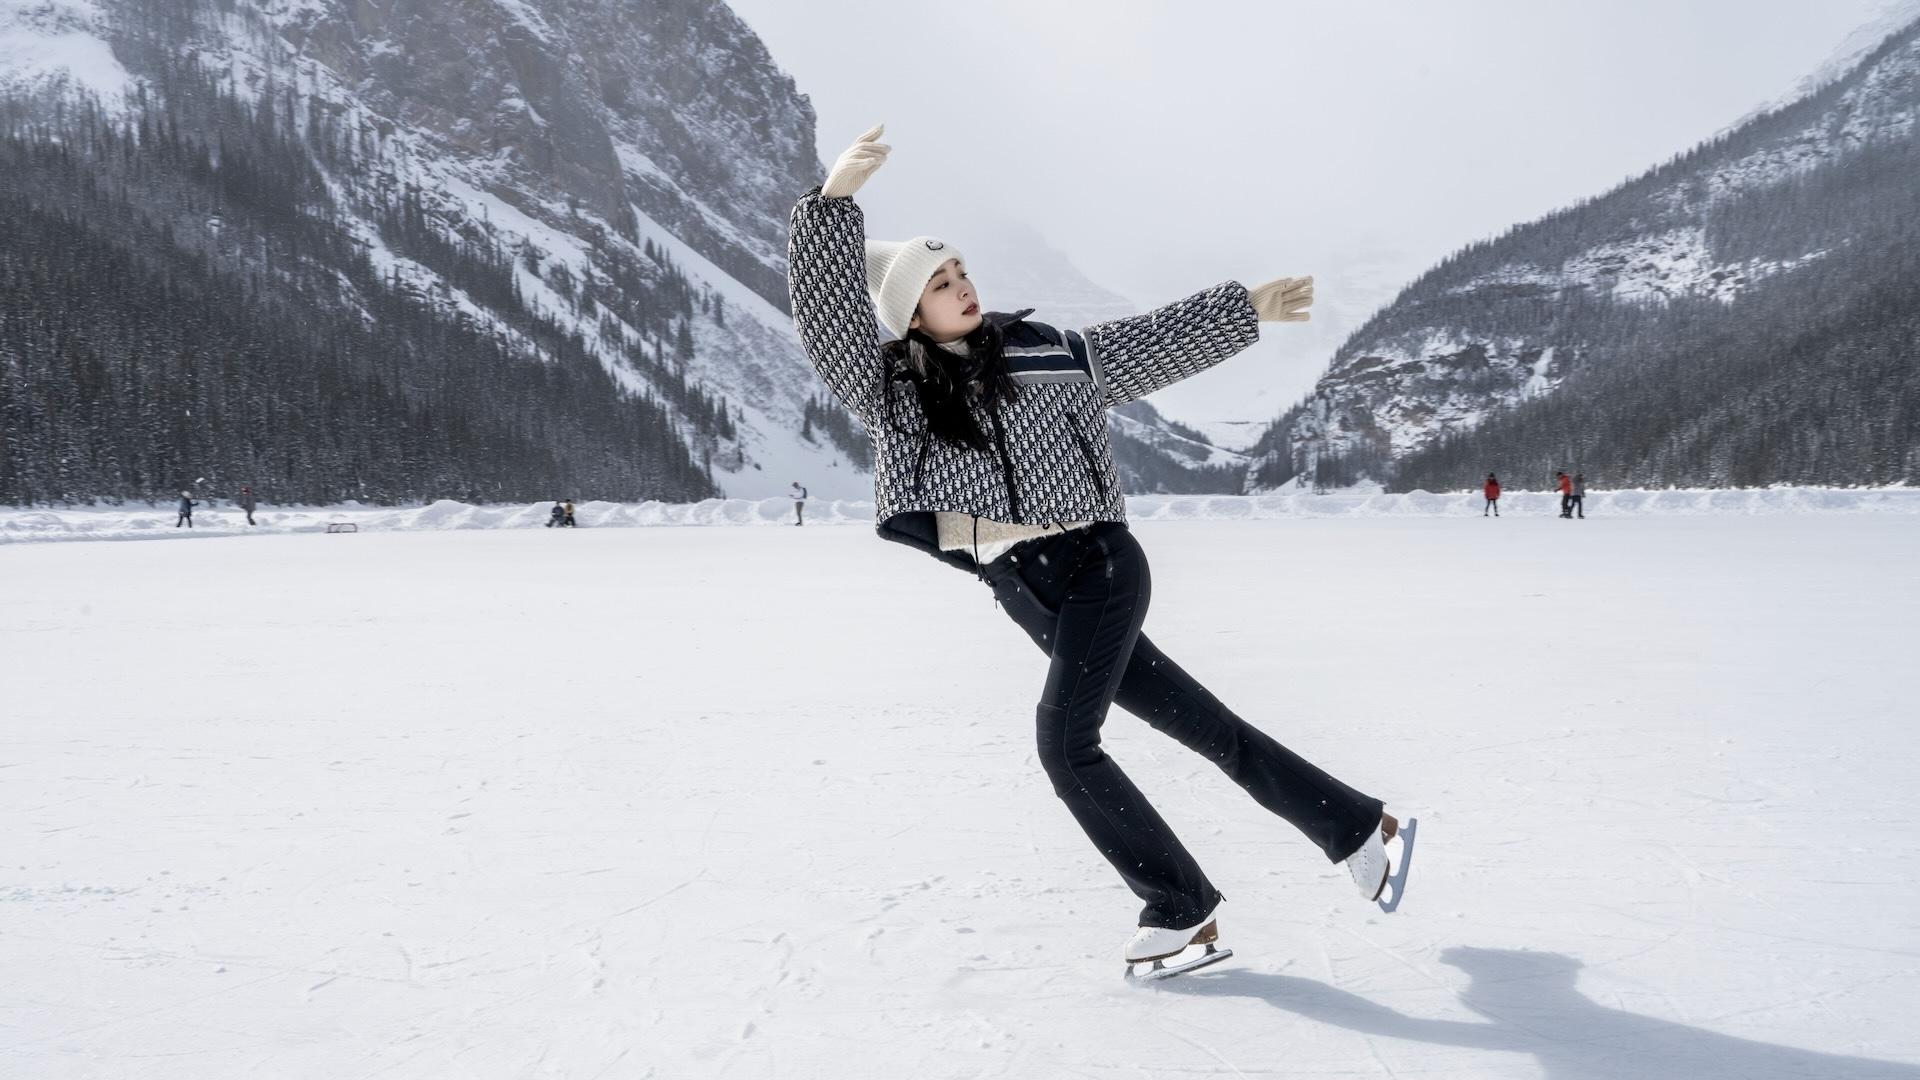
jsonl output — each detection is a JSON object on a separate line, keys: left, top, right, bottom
{"left": 728, "top": 0, "right": 1901, "bottom": 426}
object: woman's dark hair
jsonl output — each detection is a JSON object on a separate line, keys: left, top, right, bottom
{"left": 881, "top": 319, "right": 1019, "bottom": 452}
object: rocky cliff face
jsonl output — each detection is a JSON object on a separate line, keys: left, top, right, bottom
{"left": 183, "top": 0, "right": 819, "bottom": 309}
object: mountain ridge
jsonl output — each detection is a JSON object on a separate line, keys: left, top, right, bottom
{"left": 1248, "top": 9, "right": 1920, "bottom": 490}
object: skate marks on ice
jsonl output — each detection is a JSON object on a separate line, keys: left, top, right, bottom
{"left": 1376, "top": 816, "right": 1417, "bottom": 913}
{"left": 1156, "top": 947, "right": 1920, "bottom": 1079}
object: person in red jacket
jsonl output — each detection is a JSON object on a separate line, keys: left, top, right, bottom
{"left": 1556, "top": 471, "right": 1573, "bottom": 518}
{"left": 1482, "top": 473, "right": 1501, "bottom": 517}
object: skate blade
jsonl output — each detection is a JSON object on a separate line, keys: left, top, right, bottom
{"left": 1125, "top": 943, "right": 1232, "bottom": 983}
{"left": 1377, "top": 816, "right": 1418, "bottom": 913}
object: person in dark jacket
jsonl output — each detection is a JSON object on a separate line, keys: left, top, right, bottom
{"left": 789, "top": 124, "right": 1403, "bottom": 974}
{"left": 546, "top": 502, "right": 565, "bottom": 528}
{"left": 175, "top": 491, "right": 195, "bottom": 528}
{"left": 1483, "top": 473, "right": 1501, "bottom": 517}
{"left": 238, "top": 486, "right": 257, "bottom": 526}
{"left": 1570, "top": 473, "right": 1586, "bottom": 519}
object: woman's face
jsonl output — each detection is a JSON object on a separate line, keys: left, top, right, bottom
{"left": 910, "top": 258, "right": 981, "bottom": 342}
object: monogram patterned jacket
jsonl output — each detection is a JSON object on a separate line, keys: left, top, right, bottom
{"left": 787, "top": 189, "right": 1261, "bottom": 573}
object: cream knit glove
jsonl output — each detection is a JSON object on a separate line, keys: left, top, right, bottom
{"left": 1248, "top": 275, "right": 1314, "bottom": 322}
{"left": 821, "top": 123, "right": 891, "bottom": 200}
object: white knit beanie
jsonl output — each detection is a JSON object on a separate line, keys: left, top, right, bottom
{"left": 864, "top": 237, "right": 964, "bottom": 340}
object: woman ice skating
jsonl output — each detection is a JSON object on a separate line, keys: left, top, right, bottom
{"left": 787, "top": 124, "right": 1407, "bottom": 979}
{"left": 1484, "top": 472, "right": 1501, "bottom": 517}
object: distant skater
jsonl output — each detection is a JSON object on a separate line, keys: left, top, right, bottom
{"left": 175, "top": 491, "right": 195, "bottom": 528}
{"left": 790, "top": 481, "right": 808, "bottom": 526}
{"left": 1556, "top": 472, "right": 1573, "bottom": 518}
{"left": 1483, "top": 473, "right": 1500, "bottom": 517}
{"left": 1570, "top": 474, "right": 1586, "bottom": 519}
{"left": 238, "top": 486, "right": 257, "bottom": 526}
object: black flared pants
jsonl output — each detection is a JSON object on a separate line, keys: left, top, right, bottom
{"left": 984, "top": 522, "right": 1382, "bottom": 928}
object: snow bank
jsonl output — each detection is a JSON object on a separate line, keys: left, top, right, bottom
{"left": 4, "top": 488, "right": 1915, "bottom": 545}
{"left": 0, "top": 497, "right": 874, "bottom": 544}
{"left": 1136, "top": 486, "right": 1920, "bottom": 520}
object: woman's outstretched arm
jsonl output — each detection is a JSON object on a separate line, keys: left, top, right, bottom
{"left": 1079, "top": 274, "right": 1312, "bottom": 408}
{"left": 1080, "top": 283, "right": 1262, "bottom": 408}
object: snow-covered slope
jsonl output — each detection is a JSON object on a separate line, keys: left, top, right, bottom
{"left": 1734, "top": 0, "right": 1920, "bottom": 125}
{"left": 0, "top": 0, "right": 131, "bottom": 99}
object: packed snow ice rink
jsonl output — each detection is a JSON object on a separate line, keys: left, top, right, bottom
{"left": 3, "top": 500, "right": 1918, "bottom": 1079}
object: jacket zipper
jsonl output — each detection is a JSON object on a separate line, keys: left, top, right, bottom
{"left": 1069, "top": 417, "right": 1110, "bottom": 501}
{"left": 987, "top": 404, "right": 1022, "bottom": 519}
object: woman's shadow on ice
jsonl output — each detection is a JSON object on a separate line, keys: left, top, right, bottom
{"left": 1156, "top": 946, "right": 1918, "bottom": 1079}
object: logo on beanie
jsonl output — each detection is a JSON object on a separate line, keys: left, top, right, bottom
{"left": 925, "top": 240, "right": 944, "bottom": 251}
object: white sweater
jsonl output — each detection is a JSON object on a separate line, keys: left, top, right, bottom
{"left": 936, "top": 512, "right": 1091, "bottom": 565}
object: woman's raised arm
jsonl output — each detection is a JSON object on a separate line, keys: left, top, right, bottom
{"left": 786, "top": 125, "right": 893, "bottom": 423}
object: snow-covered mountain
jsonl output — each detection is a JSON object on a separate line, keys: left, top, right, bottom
{"left": 1734, "top": 0, "right": 1920, "bottom": 127}
{"left": 1250, "top": 7, "right": 1920, "bottom": 491}
{"left": 0, "top": 0, "right": 1245, "bottom": 505}
{"left": 0, "top": 0, "right": 854, "bottom": 499}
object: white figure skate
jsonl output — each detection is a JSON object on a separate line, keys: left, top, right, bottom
{"left": 1124, "top": 901, "right": 1232, "bottom": 982}
{"left": 1347, "top": 812, "right": 1418, "bottom": 912}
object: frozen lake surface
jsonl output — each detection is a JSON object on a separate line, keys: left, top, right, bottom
{"left": 3, "top": 509, "right": 1917, "bottom": 1078}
